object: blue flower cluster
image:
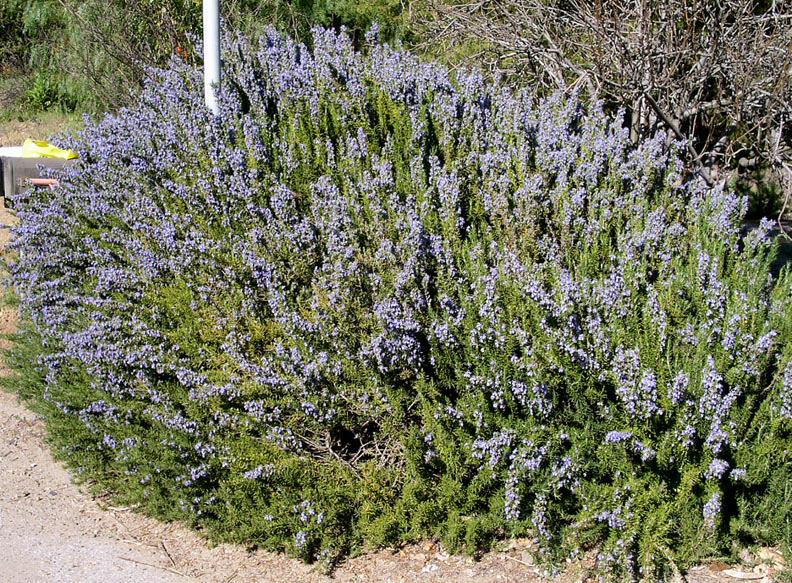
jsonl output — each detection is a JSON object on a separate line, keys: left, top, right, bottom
{"left": 10, "top": 26, "right": 792, "bottom": 577}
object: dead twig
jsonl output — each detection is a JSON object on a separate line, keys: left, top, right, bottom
{"left": 160, "top": 539, "right": 178, "bottom": 569}
{"left": 503, "top": 554, "right": 537, "bottom": 569}
{"left": 118, "top": 555, "right": 187, "bottom": 578}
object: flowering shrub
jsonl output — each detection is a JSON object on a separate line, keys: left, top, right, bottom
{"left": 7, "top": 27, "right": 792, "bottom": 578}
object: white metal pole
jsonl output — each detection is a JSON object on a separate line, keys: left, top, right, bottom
{"left": 203, "top": 0, "right": 221, "bottom": 114}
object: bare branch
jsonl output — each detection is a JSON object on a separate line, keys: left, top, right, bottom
{"left": 412, "top": 0, "right": 792, "bottom": 198}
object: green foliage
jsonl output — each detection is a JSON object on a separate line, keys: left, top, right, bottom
{"left": 23, "top": 71, "right": 79, "bottom": 112}
{"left": 0, "top": 0, "right": 61, "bottom": 68}
{"left": 313, "top": 0, "right": 408, "bottom": 42}
{"left": 733, "top": 168, "right": 785, "bottom": 221}
{"left": 0, "top": 1, "right": 28, "bottom": 67}
{"left": 6, "top": 28, "right": 792, "bottom": 581}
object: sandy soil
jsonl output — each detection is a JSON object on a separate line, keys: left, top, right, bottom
{"left": 0, "top": 208, "right": 785, "bottom": 583}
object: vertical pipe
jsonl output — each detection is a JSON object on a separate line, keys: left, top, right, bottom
{"left": 203, "top": 0, "right": 221, "bottom": 114}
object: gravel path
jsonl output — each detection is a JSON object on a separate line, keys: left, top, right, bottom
{"left": 0, "top": 384, "right": 186, "bottom": 582}
{"left": 0, "top": 205, "right": 784, "bottom": 582}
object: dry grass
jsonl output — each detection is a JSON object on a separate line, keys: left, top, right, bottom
{"left": 0, "top": 111, "right": 83, "bottom": 148}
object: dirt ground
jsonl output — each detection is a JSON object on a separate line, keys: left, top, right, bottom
{"left": 0, "top": 113, "right": 82, "bottom": 148}
{"left": 0, "top": 203, "right": 786, "bottom": 581}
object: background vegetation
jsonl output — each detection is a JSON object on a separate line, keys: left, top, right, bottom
{"left": 0, "top": 0, "right": 407, "bottom": 112}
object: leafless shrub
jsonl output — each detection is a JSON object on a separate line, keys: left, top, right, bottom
{"left": 414, "top": 0, "right": 792, "bottom": 203}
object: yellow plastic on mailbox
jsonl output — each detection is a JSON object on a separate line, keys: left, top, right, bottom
{"left": 20, "top": 139, "right": 79, "bottom": 160}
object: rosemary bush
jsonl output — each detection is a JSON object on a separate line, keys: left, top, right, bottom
{"left": 8, "top": 27, "right": 792, "bottom": 578}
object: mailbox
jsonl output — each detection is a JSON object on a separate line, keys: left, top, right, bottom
{"left": 0, "top": 147, "right": 77, "bottom": 205}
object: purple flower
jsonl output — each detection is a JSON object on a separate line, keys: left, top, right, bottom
{"left": 604, "top": 431, "right": 632, "bottom": 444}
{"left": 243, "top": 465, "right": 274, "bottom": 481}
{"left": 532, "top": 494, "right": 552, "bottom": 541}
{"left": 780, "top": 361, "right": 792, "bottom": 419}
{"left": 703, "top": 492, "right": 721, "bottom": 527}
{"left": 667, "top": 372, "right": 688, "bottom": 405}
{"left": 472, "top": 431, "right": 514, "bottom": 469}
{"left": 756, "top": 331, "right": 777, "bottom": 352}
{"left": 698, "top": 356, "right": 739, "bottom": 454}
{"left": 705, "top": 459, "right": 729, "bottom": 480}
{"left": 551, "top": 456, "right": 579, "bottom": 491}
{"left": 596, "top": 508, "right": 627, "bottom": 530}
{"left": 612, "top": 348, "right": 660, "bottom": 420}
{"left": 632, "top": 441, "right": 656, "bottom": 462}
